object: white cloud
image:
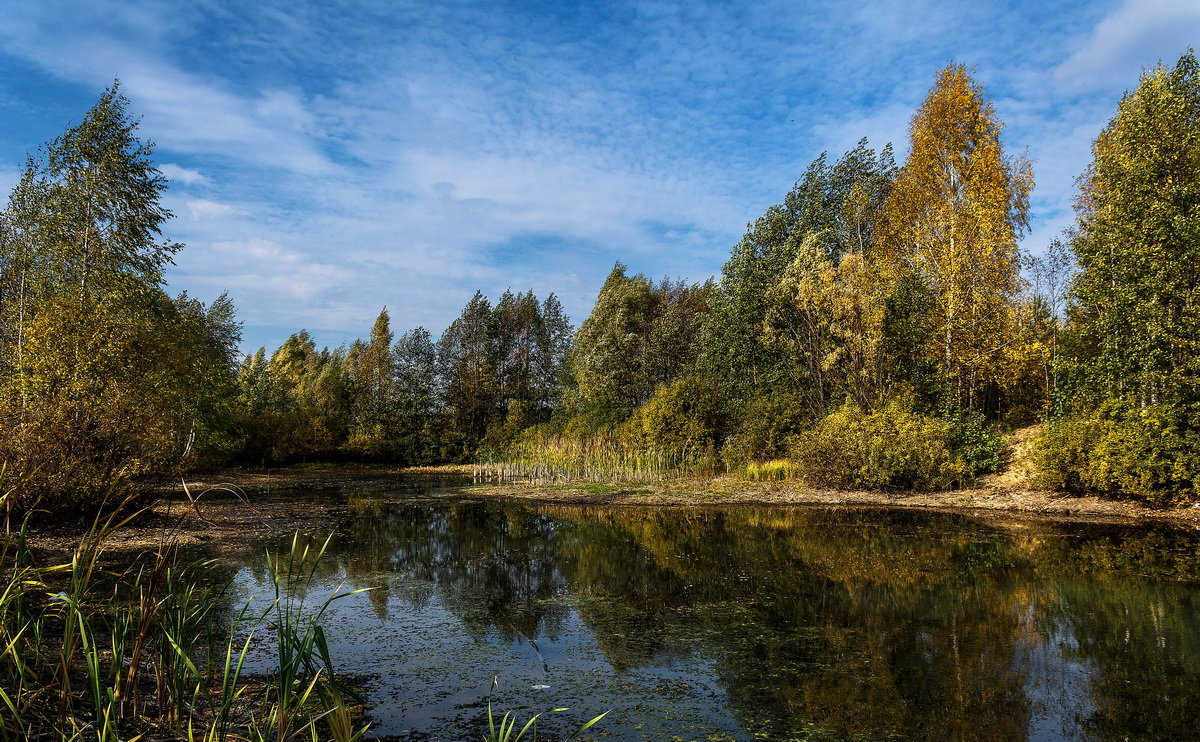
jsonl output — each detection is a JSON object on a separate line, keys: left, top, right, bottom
{"left": 0, "top": 0, "right": 1172, "bottom": 350}
{"left": 159, "top": 163, "right": 209, "bottom": 186}
{"left": 186, "top": 198, "right": 237, "bottom": 221}
{"left": 1056, "top": 0, "right": 1200, "bottom": 91}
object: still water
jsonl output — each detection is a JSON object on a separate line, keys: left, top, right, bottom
{"left": 222, "top": 480, "right": 1200, "bottom": 741}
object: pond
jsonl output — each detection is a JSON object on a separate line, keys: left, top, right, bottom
{"left": 222, "top": 479, "right": 1200, "bottom": 741}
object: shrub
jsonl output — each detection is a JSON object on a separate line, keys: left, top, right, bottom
{"left": 1034, "top": 403, "right": 1200, "bottom": 505}
{"left": 790, "top": 399, "right": 970, "bottom": 491}
{"left": 719, "top": 391, "right": 810, "bottom": 470}
{"left": 622, "top": 376, "right": 723, "bottom": 465}
{"left": 945, "top": 409, "right": 1005, "bottom": 477}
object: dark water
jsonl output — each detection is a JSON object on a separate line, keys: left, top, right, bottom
{"left": 223, "top": 480, "right": 1200, "bottom": 741}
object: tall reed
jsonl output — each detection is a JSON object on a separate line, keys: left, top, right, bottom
{"left": 0, "top": 484, "right": 369, "bottom": 741}
{"left": 478, "top": 431, "right": 712, "bottom": 484}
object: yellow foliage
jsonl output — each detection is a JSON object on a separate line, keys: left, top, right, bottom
{"left": 879, "top": 65, "right": 1034, "bottom": 408}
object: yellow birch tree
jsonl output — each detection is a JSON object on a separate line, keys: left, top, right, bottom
{"left": 880, "top": 65, "right": 1034, "bottom": 411}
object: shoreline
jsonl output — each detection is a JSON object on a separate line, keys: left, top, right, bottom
{"left": 185, "top": 463, "right": 1200, "bottom": 525}
{"left": 22, "top": 463, "right": 1200, "bottom": 556}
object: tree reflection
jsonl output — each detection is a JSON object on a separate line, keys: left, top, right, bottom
{"left": 242, "top": 494, "right": 1200, "bottom": 741}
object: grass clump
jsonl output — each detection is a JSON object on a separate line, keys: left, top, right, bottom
{"left": 740, "top": 459, "right": 803, "bottom": 481}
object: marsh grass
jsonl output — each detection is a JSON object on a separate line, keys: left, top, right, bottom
{"left": 0, "top": 481, "right": 370, "bottom": 741}
{"left": 477, "top": 433, "right": 707, "bottom": 484}
{"left": 739, "top": 459, "right": 803, "bottom": 481}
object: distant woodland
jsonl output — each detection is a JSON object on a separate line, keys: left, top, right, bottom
{"left": 3, "top": 52, "right": 1200, "bottom": 512}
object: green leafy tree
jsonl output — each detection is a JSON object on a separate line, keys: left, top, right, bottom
{"left": 703, "top": 141, "right": 895, "bottom": 411}
{"left": 0, "top": 83, "right": 240, "bottom": 509}
{"left": 1065, "top": 51, "right": 1200, "bottom": 408}
{"left": 345, "top": 308, "right": 398, "bottom": 458}
{"left": 1037, "top": 51, "right": 1200, "bottom": 503}
{"left": 567, "top": 264, "right": 659, "bottom": 423}
{"left": 567, "top": 264, "right": 711, "bottom": 426}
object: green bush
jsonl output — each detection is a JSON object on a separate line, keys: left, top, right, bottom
{"left": 720, "top": 391, "right": 810, "bottom": 470}
{"left": 790, "top": 399, "right": 970, "bottom": 491}
{"left": 945, "top": 409, "right": 1005, "bottom": 477}
{"left": 623, "top": 375, "right": 723, "bottom": 465}
{"left": 1034, "top": 403, "right": 1200, "bottom": 504}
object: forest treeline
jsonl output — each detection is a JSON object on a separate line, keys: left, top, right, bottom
{"left": 2, "top": 52, "right": 1199, "bottom": 512}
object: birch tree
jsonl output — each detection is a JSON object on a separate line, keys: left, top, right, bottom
{"left": 880, "top": 65, "right": 1033, "bottom": 411}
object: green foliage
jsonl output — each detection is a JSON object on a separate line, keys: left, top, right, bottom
{"left": 567, "top": 264, "right": 712, "bottom": 423}
{"left": 944, "top": 409, "right": 1004, "bottom": 477}
{"left": 237, "top": 331, "right": 350, "bottom": 463}
{"left": 790, "top": 399, "right": 971, "bottom": 491}
{"left": 1064, "top": 51, "right": 1200, "bottom": 408}
{"left": 392, "top": 326, "right": 441, "bottom": 463}
{"left": 623, "top": 375, "right": 723, "bottom": 465}
{"left": 881, "top": 272, "right": 942, "bottom": 409}
{"left": 1034, "top": 403, "right": 1200, "bottom": 504}
{"left": 438, "top": 289, "right": 573, "bottom": 459}
{"left": 719, "top": 391, "right": 811, "bottom": 469}
{"left": 0, "top": 493, "right": 368, "bottom": 740}
{"left": 0, "top": 84, "right": 242, "bottom": 511}
{"left": 344, "top": 308, "right": 399, "bottom": 459}
{"left": 701, "top": 141, "right": 896, "bottom": 408}
{"left": 1033, "top": 51, "right": 1200, "bottom": 503}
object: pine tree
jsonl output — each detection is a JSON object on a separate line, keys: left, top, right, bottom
{"left": 438, "top": 292, "right": 498, "bottom": 455}
{"left": 534, "top": 294, "right": 573, "bottom": 418}
{"left": 394, "top": 327, "right": 439, "bottom": 462}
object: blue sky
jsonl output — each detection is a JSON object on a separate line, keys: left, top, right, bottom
{"left": 1, "top": 0, "right": 1198, "bottom": 352}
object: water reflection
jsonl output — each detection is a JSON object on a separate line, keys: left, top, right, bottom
{"left": 227, "top": 486, "right": 1200, "bottom": 741}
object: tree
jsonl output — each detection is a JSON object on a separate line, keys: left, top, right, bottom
{"left": 879, "top": 65, "right": 1034, "bottom": 413}
{"left": 438, "top": 292, "right": 498, "bottom": 456}
{"left": 763, "top": 233, "right": 889, "bottom": 414}
{"left": 394, "top": 327, "right": 439, "bottom": 462}
{"left": 703, "top": 141, "right": 895, "bottom": 409}
{"left": 1034, "top": 51, "right": 1200, "bottom": 503}
{"left": 0, "top": 83, "right": 234, "bottom": 510}
{"left": 345, "top": 308, "right": 398, "bottom": 457}
{"left": 1065, "top": 51, "right": 1200, "bottom": 408}
{"left": 491, "top": 289, "right": 541, "bottom": 423}
{"left": 231, "top": 330, "right": 353, "bottom": 464}
{"left": 567, "top": 264, "right": 711, "bottom": 425}
{"left": 567, "top": 264, "right": 659, "bottom": 422}
{"left": 533, "top": 294, "right": 572, "bottom": 418}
